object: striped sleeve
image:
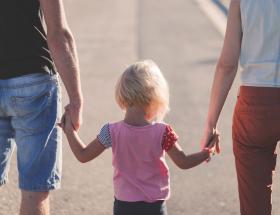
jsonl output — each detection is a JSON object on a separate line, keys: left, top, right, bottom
{"left": 97, "top": 123, "right": 112, "bottom": 148}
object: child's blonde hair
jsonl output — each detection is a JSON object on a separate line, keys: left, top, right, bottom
{"left": 115, "top": 60, "right": 169, "bottom": 121}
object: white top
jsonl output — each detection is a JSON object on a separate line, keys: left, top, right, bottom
{"left": 240, "top": 0, "right": 280, "bottom": 87}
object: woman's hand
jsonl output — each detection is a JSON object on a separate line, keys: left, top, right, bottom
{"left": 200, "top": 127, "right": 221, "bottom": 154}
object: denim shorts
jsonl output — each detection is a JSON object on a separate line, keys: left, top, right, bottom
{"left": 0, "top": 73, "right": 62, "bottom": 191}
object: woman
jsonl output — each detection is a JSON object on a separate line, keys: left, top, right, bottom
{"left": 201, "top": 0, "right": 280, "bottom": 214}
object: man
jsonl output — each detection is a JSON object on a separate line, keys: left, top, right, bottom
{"left": 0, "top": 0, "right": 83, "bottom": 214}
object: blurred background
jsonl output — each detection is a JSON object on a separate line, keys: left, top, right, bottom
{"left": 1, "top": 0, "right": 280, "bottom": 214}
{"left": 221, "top": 0, "right": 230, "bottom": 7}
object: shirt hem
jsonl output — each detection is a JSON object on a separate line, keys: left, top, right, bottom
{"left": 241, "top": 82, "right": 280, "bottom": 88}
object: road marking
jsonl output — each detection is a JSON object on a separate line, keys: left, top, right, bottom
{"left": 196, "top": 0, "right": 227, "bottom": 36}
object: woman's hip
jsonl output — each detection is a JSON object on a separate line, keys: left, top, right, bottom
{"left": 232, "top": 86, "right": 280, "bottom": 149}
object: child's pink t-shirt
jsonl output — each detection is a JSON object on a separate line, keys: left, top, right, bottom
{"left": 97, "top": 121, "right": 178, "bottom": 203}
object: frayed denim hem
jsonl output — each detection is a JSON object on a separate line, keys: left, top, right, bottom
{"left": 0, "top": 179, "right": 8, "bottom": 186}
{"left": 19, "top": 182, "right": 61, "bottom": 192}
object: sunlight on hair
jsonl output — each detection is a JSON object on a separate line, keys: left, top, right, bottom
{"left": 115, "top": 60, "right": 169, "bottom": 121}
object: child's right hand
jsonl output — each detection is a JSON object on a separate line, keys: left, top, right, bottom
{"left": 59, "top": 107, "right": 75, "bottom": 134}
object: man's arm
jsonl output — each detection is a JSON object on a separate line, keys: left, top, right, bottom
{"left": 39, "top": 0, "right": 83, "bottom": 130}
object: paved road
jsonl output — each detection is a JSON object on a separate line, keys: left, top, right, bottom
{"left": 1, "top": 0, "right": 280, "bottom": 214}
{"left": 220, "top": 0, "right": 230, "bottom": 8}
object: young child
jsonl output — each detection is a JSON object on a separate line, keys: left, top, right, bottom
{"left": 60, "top": 60, "right": 219, "bottom": 215}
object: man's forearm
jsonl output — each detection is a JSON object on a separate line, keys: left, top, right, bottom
{"left": 47, "top": 29, "right": 83, "bottom": 104}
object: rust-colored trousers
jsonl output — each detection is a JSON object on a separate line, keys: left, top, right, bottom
{"left": 233, "top": 86, "right": 280, "bottom": 215}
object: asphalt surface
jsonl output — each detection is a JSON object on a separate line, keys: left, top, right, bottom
{"left": 1, "top": 0, "right": 280, "bottom": 214}
{"left": 220, "top": 0, "right": 230, "bottom": 8}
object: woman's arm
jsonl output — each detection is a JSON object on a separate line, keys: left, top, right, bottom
{"left": 201, "top": 0, "right": 242, "bottom": 149}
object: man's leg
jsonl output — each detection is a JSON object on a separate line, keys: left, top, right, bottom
{"left": 20, "top": 191, "right": 50, "bottom": 215}
{"left": 8, "top": 74, "right": 62, "bottom": 215}
{"left": 0, "top": 117, "right": 15, "bottom": 186}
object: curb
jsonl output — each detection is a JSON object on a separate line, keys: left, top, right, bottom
{"left": 196, "top": 0, "right": 228, "bottom": 36}
{"left": 212, "top": 0, "right": 228, "bottom": 16}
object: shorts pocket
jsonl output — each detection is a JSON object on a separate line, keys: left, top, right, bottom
{"left": 12, "top": 87, "right": 54, "bottom": 133}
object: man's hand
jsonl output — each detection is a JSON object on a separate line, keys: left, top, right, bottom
{"left": 58, "top": 106, "right": 77, "bottom": 134}
{"left": 61, "top": 111, "right": 74, "bottom": 134}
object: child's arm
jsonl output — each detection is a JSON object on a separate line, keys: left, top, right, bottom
{"left": 61, "top": 110, "right": 106, "bottom": 163}
{"left": 167, "top": 135, "right": 218, "bottom": 169}
{"left": 167, "top": 144, "right": 211, "bottom": 169}
{"left": 65, "top": 131, "right": 105, "bottom": 163}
